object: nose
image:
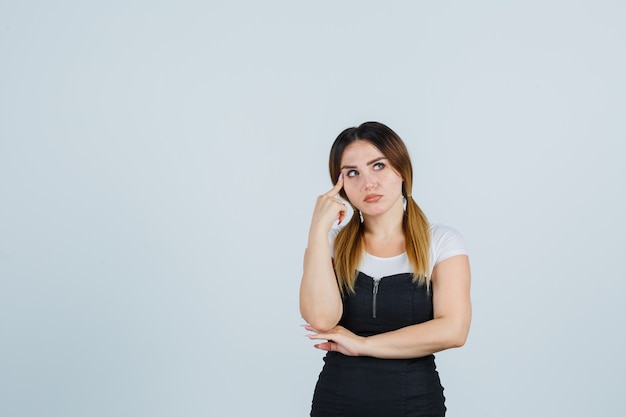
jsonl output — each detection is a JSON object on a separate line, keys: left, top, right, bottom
{"left": 362, "top": 173, "right": 378, "bottom": 190}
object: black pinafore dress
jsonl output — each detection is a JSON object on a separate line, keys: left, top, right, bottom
{"left": 310, "top": 272, "right": 446, "bottom": 417}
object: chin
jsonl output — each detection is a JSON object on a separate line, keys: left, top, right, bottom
{"left": 361, "top": 207, "right": 389, "bottom": 217}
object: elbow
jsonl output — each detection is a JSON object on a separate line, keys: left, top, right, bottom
{"left": 300, "top": 302, "right": 342, "bottom": 332}
{"left": 440, "top": 314, "right": 470, "bottom": 349}
{"left": 306, "top": 318, "right": 340, "bottom": 333}
{"left": 302, "top": 314, "right": 340, "bottom": 333}
{"left": 441, "top": 320, "right": 470, "bottom": 349}
{"left": 449, "top": 324, "right": 470, "bottom": 348}
{"left": 441, "top": 335, "right": 466, "bottom": 350}
{"left": 450, "top": 333, "right": 467, "bottom": 349}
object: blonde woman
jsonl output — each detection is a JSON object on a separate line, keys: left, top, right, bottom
{"left": 300, "top": 122, "right": 471, "bottom": 416}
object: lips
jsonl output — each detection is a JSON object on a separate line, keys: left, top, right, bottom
{"left": 364, "top": 194, "right": 383, "bottom": 203}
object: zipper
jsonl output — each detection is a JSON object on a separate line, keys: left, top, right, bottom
{"left": 372, "top": 279, "right": 380, "bottom": 318}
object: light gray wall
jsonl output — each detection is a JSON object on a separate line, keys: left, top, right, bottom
{"left": 1, "top": 1, "right": 624, "bottom": 416}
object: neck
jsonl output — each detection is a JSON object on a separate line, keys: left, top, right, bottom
{"left": 362, "top": 200, "right": 405, "bottom": 238}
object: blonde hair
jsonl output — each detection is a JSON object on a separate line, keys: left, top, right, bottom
{"left": 329, "top": 122, "right": 431, "bottom": 294}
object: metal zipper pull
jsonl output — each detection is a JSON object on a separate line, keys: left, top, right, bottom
{"left": 372, "top": 279, "right": 380, "bottom": 318}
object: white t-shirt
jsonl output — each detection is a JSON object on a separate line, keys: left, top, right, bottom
{"left": 331, "top": 224, "right": 468, "bottom": 280}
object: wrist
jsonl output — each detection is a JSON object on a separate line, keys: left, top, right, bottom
{"left": 358, "top": 335, "right": 370, "bottom": 356}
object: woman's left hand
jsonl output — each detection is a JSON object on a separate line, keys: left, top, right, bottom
{"left": 304, "top": 324, "right": 366, "bottom": 356}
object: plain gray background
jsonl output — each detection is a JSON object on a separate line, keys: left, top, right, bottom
{"left": 1, "top": 1, "right": 625, "bottom": 416}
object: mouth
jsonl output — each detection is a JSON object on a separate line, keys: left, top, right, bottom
{"left": 363, "top": 194, "right": 383, "bottom": 203}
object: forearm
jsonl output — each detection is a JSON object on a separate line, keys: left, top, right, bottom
{"left": 361, "top": 317, "right": 470, "bottom": 359}
{"left": 299, "top": 240, "right": 343, "bottom": 331}
{"left": 308, "top": 255, "right": 472, "bottom": 359}
{"left": 361, "top": 254, "right": 473, "bottom": 359}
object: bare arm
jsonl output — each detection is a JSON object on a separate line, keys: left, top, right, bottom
{"left": 308, "top": 254, "right": 471, "bottom": 358}
{"left": 299, "top": 176, "right": 346, "bottom": 332}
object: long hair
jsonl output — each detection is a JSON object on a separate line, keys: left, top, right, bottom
{"left": 329, "top": 121, "right": 431, "bottom": 294}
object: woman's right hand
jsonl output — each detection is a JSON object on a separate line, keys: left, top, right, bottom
{"left": 309, "top": 173, "right": 347, "bottom": 237}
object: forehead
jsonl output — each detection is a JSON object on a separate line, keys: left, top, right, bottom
{"left": 340, "top": 141, "right": 384, "bottom": 166}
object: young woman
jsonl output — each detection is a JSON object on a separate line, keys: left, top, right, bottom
{"left": 300, "top": 122, "right": 471, "bottom": 416}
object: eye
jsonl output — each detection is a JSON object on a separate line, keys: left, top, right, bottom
{"left": 346, "top": 169, "right": 359, "bottom": 177}
{"left": 373, "top": 162, "right": 385, "bottom": 170}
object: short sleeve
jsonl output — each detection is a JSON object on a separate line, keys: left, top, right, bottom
{"left": 429, "top": 224, "right": 468, "bottom": 275}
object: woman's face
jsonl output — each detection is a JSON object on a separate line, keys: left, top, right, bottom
{"left": 339, "top": 140, "right": 404, "bottom": 218}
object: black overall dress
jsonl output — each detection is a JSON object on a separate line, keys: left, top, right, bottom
{"left": 310, "top": 272, "right": 446, "bottom": 417}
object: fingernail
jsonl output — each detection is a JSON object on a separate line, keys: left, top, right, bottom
{"left": 337, "top": 172, "right": 343, "bottom": 182}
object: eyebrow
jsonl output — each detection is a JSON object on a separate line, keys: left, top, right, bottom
{"left": 340, "top": 157, "right": 387, "bottom": 170}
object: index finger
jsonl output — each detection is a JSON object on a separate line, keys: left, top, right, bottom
{"left": 325, "top": 172, "right": 344, "bottom": 197}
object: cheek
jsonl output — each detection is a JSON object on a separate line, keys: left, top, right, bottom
{"left": 342, "top": 182, "right": 359, "bottom": 202}
{"left": 386, "top": 172, "right": 404, "bottom": 191}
